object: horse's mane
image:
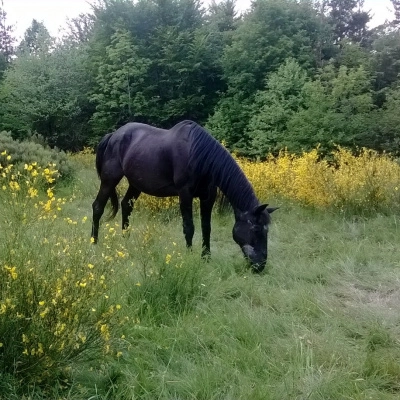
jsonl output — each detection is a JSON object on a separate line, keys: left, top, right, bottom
{"left": 188, "top": 123, "right": 258, "bottom": 211}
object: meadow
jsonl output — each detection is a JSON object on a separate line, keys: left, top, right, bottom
{"left": 0, "top": 149, "right": 400, "bottom": 399}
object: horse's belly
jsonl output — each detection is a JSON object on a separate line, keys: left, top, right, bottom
{"left": 127, "top": 177, "right": 179, "bottom": 197}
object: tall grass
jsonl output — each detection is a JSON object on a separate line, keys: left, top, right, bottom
{"left": 1, "top": 149, "right": 399, "bottom": 398}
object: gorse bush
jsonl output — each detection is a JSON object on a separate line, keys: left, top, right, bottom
{"left": 73, "top": 145, "right": 400, "bottom": 213}
{"left": 239, "top": 147, "right": 400, "bottom": 212}
{"left": 0, "top": 131, "right": 75, "bottom": 182}
{"left": 0, "top": 157, "right": 123, "bottom": 391}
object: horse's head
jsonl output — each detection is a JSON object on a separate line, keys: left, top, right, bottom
{"left": 232, "top": 204, "right": 278, "bottom": 273}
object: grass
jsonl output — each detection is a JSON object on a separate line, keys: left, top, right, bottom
{"left": 1, "top": 159, "right": 400, "bottom": 399}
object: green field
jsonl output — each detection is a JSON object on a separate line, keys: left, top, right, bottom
{"left": 1, "top": 161, "right": 399, "bottom": 400}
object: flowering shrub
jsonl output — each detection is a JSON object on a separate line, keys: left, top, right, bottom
{"left": 0, "top": 131, "right": 74, "bottom": 182}
{"left": 0, "top": 152, "right": 123, "bottom": 387}
{"left": 239, "top": 147, "right": 400, "bottom": 212}
{"left": 73, "top": 146, "right": 400, "bottom": 213}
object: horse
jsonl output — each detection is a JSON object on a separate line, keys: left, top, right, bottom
{"left": 91, "top": 120, "right": 278, "bottom": 272}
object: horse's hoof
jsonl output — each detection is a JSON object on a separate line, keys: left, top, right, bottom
{"left": 201, "top": 249, "right": 211, "bottom": 262}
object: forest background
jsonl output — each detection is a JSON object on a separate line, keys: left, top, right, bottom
{"left": 0, "top": 0, "right": 400, "bottom": 158}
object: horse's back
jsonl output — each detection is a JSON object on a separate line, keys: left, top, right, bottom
{"left": 106, "top": 121, "right": 195, "bottom": 196}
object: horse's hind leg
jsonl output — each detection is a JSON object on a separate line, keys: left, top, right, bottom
{"left": 179, "top": 189, "right": 194, "bottom": 249}
{"left": 91, "top": 181, "right": 118, "bottom": 243}
{"left": 200, "top": 185, "right": 217, "bottom": 258}
{"left": 121, "top": 184, "right": 141, "bottom": 231}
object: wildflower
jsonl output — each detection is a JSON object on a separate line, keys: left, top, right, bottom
{"left": 28, "top": 187, "right": 38, "bottom": 198}
{"left": 165, "top": 254, "right": 172, "bottom": 264}
{"left": 37, "top": 343, "right": 44, "bottom": 356}
{"left": 100, "top": 324, "right": 110, "bottom": 341}
{"left": 9, "top": 181, "right": 20, "bottom": 191}
{"left": 88, "top": 263, "right": 94, "bottom": 269}
{"left": 4, "top": 265, "right": 17, "bottom": 280}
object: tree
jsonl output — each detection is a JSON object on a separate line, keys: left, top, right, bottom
{"left": 0, "top": 1, "right": 14, "bottom": 78}
{"left": 326, "top": 0, "right": 370, "bottom": 45}
{"left": 368, "top": 85, "right": 400, "bottom": 154}
{"left": 88, "top": 0, "right": 223, "bottom": 131}
{"left": 0, "top": 41, "right": 94, "bottom": 149}
{"left": 285, "top": 64, "right": 374, "bottom": 152}
{"left": 63, "top": 13, "right": 95, "bottom": 43}
{"left": 246, "top": 59, "right": 309, "bottom": 156}
{"left": 18, "top": 19, "right": 53, "bottom": 54}
{"left": 90, "top": 29, "right": 151, "bottom": 134}
{"left": 390, "top": 0, "right": 400, "bottom": 28}
{"left": 207, "top": 0, "right": 331, "bottom": 150}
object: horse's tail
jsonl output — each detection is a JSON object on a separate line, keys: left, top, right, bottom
{"left": 95, "top": 132, "right": 113, "bottom": 178}
{"left": 108, "top": 187, "right": 119, "bottom": 220}
{"left": 95, "top": 132, "right": 119, "bottom": 220}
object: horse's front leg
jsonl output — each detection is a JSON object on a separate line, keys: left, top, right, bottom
{"left": 199, "top": 186, "right": 217, "bottom": 259}
{"left": 121, "top": 185, "right": 141, "bottom": 232}
{"left": 91, "top": 182, "right": 116, "bottom": 243}
{"left": 178, "top": 189, "right": 194, "bottom": 249}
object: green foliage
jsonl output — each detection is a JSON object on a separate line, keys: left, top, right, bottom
{"left": 18, "top": 19, "right": 53, "bottom": 55}
{"left": 0, "top": 0, "right": 399, "bottom": 155}
{"left": 208, "top": 0, "right": 335, "bottom": 151}
{"left": 0, "top": 172, "right": 123, "bottom": 391}
{"left": 0, "top": 5, "right": 14, "bottom": 79}
{"left": 0, "top": 40, "right": 93, "bottom": 149}
{"left": 368, "top": 85, "right": 400, "bottom": 154}
{"left": 90, "top": 28, "right": 151, "bottom": 134}
{"left": 0, "top": 131, "right": 74, "bottom": 181}
{"left": 1, "top": 157, "right": 400, "bottom": 398}
{"left": 246, "top": 59, "right": 309, "bottom": 156}
{"left": 285, "top": 64, "right": 374, "bottom": 153}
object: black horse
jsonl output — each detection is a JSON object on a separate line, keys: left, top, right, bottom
{"left": 91, "top": 120, "right": 277, "bottom": 272}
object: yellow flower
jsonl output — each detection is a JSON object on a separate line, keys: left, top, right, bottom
{"left": 28, "top": 187, "right": 38, "bottom": 198}
{"left": 9, "top": 181, "right": 20, "bottom": 191}
{"left": 4, "top": 265, "right": 17, "bottom": 280}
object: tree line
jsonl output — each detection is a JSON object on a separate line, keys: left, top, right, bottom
{"left": 0, "top": 0, "right": 399, "bottom": 156}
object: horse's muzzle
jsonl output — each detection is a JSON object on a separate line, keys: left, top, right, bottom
{"left": 242, "top": 245, "right": 267, "bottom": 273}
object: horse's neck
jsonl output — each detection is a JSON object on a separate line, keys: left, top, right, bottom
{"left": 212, "top": 165, "right": 259, "bottom": 213}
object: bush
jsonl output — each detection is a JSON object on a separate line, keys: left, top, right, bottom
{"left": 0, "top": 131, "right": 75, "bottom": 182}
{"left": 0, "top": 160, "right": 123, "bottom": 391}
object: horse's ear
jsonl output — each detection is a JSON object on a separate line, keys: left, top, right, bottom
{"left": 253, "top": 204, "right": 268, "bottom": 215}
{"left": 266, "top": 207, "right": 279, "bottom": 214}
